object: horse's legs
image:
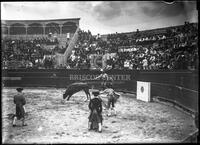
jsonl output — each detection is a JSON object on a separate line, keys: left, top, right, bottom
{"left": 84, "top": 89, "right": 90, "bottom": 101}
{"left": 67, "top": 94, "right": 72, "bottom": 101}
{"left": 87, "top": 89, "right": 91, "bottom": 100}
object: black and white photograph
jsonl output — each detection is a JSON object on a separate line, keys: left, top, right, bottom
{"left": 1, "top": 1, "right": 199, "bottom": 143}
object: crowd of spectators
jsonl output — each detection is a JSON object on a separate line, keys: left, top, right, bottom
{"left": 66, "top": 30, "right": 108, "bottom": 69}
{"left": 2, "top": 21, "right": 198, "bottom": 70}
{"left": 30, "top": 35, "right": 59, "bottom": 45}
{"left": 67, "top": 22, "right": 198, "bottom": 70}
{"left": 2, "top": 36, "right": 63, "bottom": 69}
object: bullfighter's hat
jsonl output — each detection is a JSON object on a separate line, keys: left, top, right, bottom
{"left": 16, "top": 87, "right": 23, "bottom": 92}
{"left": 92, "top": 90, "right": 100, "bottom": 96}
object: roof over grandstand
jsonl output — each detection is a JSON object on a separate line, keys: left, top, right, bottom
{"left": 1, "top": 18, "right": 80, "bottom": 26}
{"left": 2, "top": 18, "right": 80, "bottom": 23}
{"left": 1, "top": 1, "right": 198, "bottom": 35}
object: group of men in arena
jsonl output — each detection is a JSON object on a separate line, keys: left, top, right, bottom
{"left": 11, "top": 68, "right": 118, "bottom": 133}
{"left": 11, "top": 68, "right": 198, "bottom": 134}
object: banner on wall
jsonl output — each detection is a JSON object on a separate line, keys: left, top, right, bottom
{"left": 136, "top": 81, "right": 151, "bottom": 102}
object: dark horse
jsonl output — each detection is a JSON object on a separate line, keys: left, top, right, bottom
{"left": 63, "top": 82, "right": 91, "bottom": 101}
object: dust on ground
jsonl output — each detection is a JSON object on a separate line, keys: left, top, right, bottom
{"left": 2, "top": 87, "right": 197, "bottom": 143}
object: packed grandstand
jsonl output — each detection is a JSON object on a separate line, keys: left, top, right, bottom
{"left": 2, "top": 19, "right": 198, "bottom": 70}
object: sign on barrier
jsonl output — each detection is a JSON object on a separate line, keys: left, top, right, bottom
{"left": 2, "top": 69, "right": 198, "bottom": 112}
{"left": 137, "top": 81, "right": 151, "bottom": 102}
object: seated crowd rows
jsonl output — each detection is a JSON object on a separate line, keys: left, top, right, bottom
{"left": 2, "top": 22, "right": 198, "bottom": 70}
{"left": 2, "top": 36, "right": 66, "bottom": 69}
{"left": 67, "top": 22, "right": 198, "bottom": 70}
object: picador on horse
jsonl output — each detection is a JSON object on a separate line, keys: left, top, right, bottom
{"left": 94, "top": 68, "right": 113, "bottom": 90}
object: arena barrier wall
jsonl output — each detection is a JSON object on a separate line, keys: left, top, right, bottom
{"left": 2, "top": 69, "right": 198, "bottom": 113}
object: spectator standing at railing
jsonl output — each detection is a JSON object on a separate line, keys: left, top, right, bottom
{"left": 176, "top": 51, "right": 188, "bottom": 69}
{"left": 142, "top": 57, "right": 148, "bottom": 70}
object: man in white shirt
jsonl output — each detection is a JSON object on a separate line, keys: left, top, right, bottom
{"left": 100, "top": 83, "right": 120, "bottom": 116}
{"left": 142, "top": 57, "right": 148, "bottom": 70}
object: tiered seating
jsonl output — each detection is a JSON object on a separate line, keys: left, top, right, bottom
{"left": 2, "top": 38, "right": 57, "bottom": 68}
{"left": 67, "top": 22, "right": 198, "bottom": 70}
{"left": 2, "top": 22, "right": 198, "bottom": 70}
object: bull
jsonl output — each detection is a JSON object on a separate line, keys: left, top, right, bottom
{"left": 63, "top": 82, "right": 91, "bottom": 102}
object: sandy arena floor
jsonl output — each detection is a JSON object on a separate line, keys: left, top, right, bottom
{"left": 2, "top": 87, "right": 197, "bottom": 143}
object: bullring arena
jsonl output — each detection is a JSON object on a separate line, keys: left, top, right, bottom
{"left": 1, "top": 1, "right": 199, "bottom": 144}
{"left": 1, "top": 87, "right": 197, "bottom": 143}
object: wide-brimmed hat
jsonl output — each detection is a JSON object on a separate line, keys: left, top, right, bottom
{"left": 16, "top": 87, "right": 23, "bottom": 92}
{"left": 92, "top": 90, "right": 100, "bottom": 96}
